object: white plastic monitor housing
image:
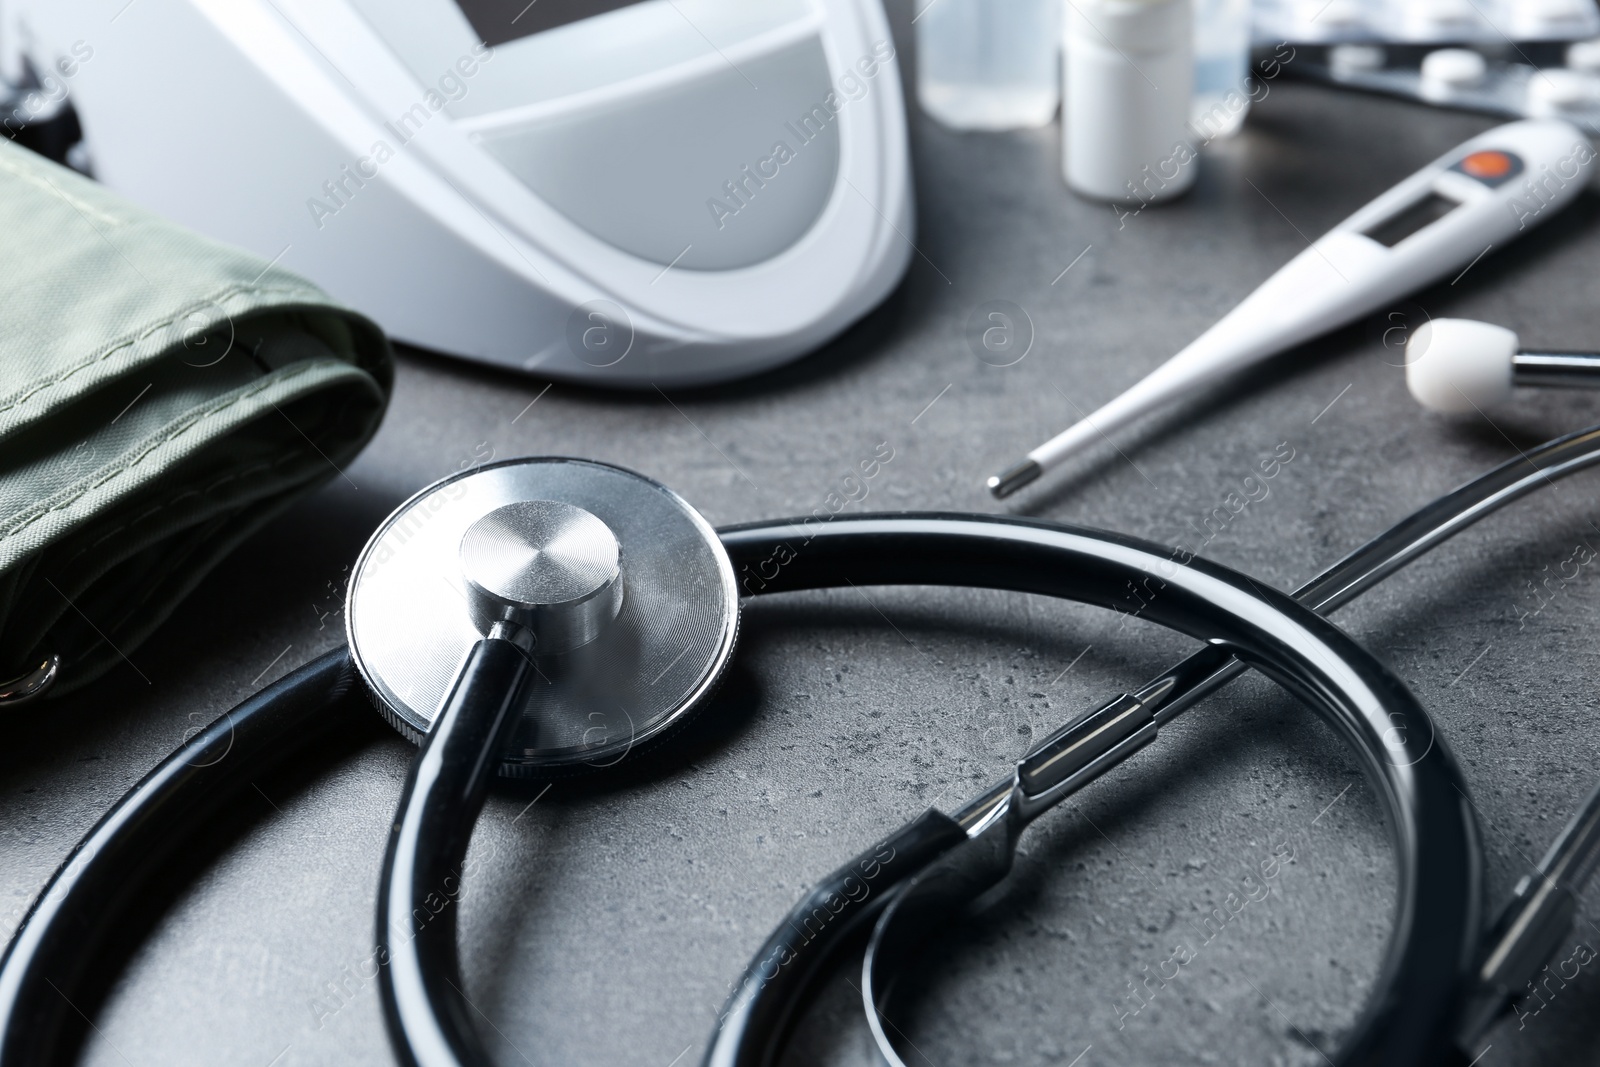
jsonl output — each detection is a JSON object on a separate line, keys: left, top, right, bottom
{"left": 0, "top": 0, "right": 914, "bottom": 386}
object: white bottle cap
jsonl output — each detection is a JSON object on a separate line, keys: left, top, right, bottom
{"left": 1405, "top": 319, "right": 1518, "bottom": 414}
{"left": 1067, "top": 0, "right": 1187, "bottom": 51}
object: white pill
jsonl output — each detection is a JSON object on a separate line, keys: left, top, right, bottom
{"left": 1527, "top": 68, "right": 1600, "bottom": 116}
{"left": 1304, "top": 0, "right": 1365, "bottom": 31}
{"left": 1512, "top": 0, "right": 1593, "bottom": 38}
{"left": 1568, "top": 38, "right": 1600, "bottom": 75}
{"left": 1421, "top": 49, "right": 1488, "bottom": 99}
{"left": 1330, "top": 44, "right": 1386, "bottom": 78}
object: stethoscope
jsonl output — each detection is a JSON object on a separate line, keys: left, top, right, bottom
{"left": 6, "top": 350, "right": 1600, "bottom": 1066}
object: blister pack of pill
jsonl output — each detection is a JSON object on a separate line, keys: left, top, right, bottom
{"left": 1254, "top": 0, "right": 1600, "bottom": 45}
{"left": 1286, "top": 39, "right": 1600, "bottom": 135}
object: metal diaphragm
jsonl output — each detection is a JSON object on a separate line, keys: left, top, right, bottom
{"left": 346, "top": 458, "right": 739, "bottom": 774}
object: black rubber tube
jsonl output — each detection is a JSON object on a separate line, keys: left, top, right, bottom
{"left": 0, "top": 647, "right": 361, "bottom": 1067}
{"left": 708, "top": 516, "right": 1481, "bottom": 1067}
{"left": 377, "top": 637, "right": 533, "bottom": 1067}
{"left": 0, "top": 512, "right": 1500, "bottom": 1067}
{"left": 705, "top": 809, "right": 968, "bottom": 1067}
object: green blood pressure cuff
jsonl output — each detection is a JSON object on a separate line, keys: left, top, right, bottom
{"left": 0, "top": 141, "right": 392, "bottom": 696}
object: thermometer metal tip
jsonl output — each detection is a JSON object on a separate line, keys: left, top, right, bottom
{"left": 987, "top": 459, "right": 1041, "bottom": 499}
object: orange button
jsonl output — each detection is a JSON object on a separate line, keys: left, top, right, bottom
{"left": 1460, "top": 150, "right": 1514, "bottom": 179}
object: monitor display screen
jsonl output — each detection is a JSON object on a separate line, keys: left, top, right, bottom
{"left": 454, "top": 0, "right": 650, "bottom": 46}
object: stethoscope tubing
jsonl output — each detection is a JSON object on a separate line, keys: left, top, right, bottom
{"left": 710, "top": 515, "right": 1477, "bottom": 1067}
{"left": 380, "top": 637, "right": 535, "bottom": 1067}
{"left": 839, "top": 424, "right": 1600, "bottom": 1065}
{"left": 6, "top": 422, "right": 1600, "bottom": 1066}
{"left": 708, "top": 423, "right": 1600, "bottom": 1067}
{"left": 0, "top": 647, "right": 365, "bottom": 1067}
{"left": 380, "top": 512, "right": 1477, "bottom": 1067}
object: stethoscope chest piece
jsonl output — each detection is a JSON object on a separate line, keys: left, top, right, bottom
{"left": 346, "top": 457, "right": 738, "bottom": 774}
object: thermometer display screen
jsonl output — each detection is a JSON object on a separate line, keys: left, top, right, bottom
{"left": 454, "top": 0, "right": 649, "bottom": 45}
{"left": 1363, "top": 192, "right": 1462, "bottom": 248}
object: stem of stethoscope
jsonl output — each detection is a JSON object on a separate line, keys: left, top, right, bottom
{"left": 378, "top": 500, "right": 626, "bottom": 1067}
{"left": 379, "top": 634, "right": 534, "bottom": 1067}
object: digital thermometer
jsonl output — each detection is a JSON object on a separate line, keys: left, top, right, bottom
{"left": 990, "top": 118, "right": 1597, "bottom": 497}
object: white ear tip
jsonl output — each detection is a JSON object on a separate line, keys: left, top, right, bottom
{"left": 1405, "top": 319, "right": 1518, "bottom": 414}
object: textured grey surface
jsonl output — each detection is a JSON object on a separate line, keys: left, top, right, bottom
{"left": 7, "top": 15, "right": 1600, "bottom": 1067}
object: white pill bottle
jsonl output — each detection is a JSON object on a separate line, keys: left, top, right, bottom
{"left": 1063, "top": 0, "right": 1197, "bottom": 204}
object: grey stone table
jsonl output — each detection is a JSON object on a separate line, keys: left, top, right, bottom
{"left": 6, "top": 13, "right": 1600, "bottom": 1067}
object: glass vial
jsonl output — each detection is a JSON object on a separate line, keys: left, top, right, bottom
{"left": 916, "top": 0, "right": 1060, "bottom": 131}
{"left": 1191, "top": 0, "right": 1252, "bottom": 139}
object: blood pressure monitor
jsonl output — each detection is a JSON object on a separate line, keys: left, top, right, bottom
{"left": 1, "top": 0, "right": 913, "bottom": 385}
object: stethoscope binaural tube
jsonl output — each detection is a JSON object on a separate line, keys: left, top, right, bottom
{"left": 707, "top": 425, "right": 1600, "bottom": 1067}
{"left": 708, "top": 516, "right": 1480, "bottom": 1067}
